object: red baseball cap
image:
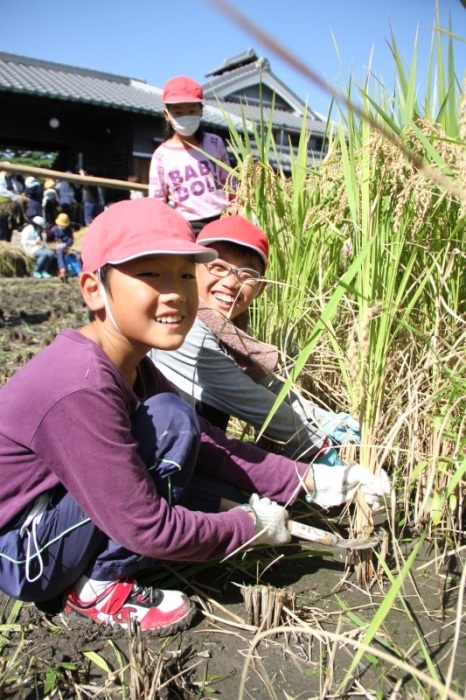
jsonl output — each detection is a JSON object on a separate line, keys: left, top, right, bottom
{"left": 162, "top": 76, "right": 203, "bottom": 104}
{"left": 81, "top": 198, "right": 217, "bottom": 272}
{"left": 197, "top": 215, "right": 269, "bottom": 267}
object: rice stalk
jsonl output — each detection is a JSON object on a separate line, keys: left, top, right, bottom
{"left": 219, "top": 9, "right": 466, "bottom": 595}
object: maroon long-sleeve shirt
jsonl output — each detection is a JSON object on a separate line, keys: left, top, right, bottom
{"left": 0, "top": 329, "right": 307, "bottom": 562}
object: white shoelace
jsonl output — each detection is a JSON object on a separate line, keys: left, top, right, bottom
{"left": 19, "top": 493, "right": 49, "bottom": 583}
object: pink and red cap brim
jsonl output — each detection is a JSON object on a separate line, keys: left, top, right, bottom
{"left": 197, "top": 215, "right": 269, "bottom": 267}
{"left": 81, "top": 199, "right": 217, "bottom": 272}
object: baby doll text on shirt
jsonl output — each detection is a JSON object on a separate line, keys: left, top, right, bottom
{"left": 167, "top": 159, "right": 227, "bottom": 203}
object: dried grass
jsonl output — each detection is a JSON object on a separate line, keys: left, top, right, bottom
{"left": 240, "top": 583, "right": 295, "bottom": 630}
{"left": 0, "top": 242, "right": 32, "bottom": 277}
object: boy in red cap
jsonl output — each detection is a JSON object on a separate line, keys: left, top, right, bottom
{"left": 0, "top": 200, "right": 389, "bottom": 636}
{"left": 152, "top": 215, "right": 361, "bottom": 464}
{"left": 148, "top": 75, "right": 232, "bottom": 235}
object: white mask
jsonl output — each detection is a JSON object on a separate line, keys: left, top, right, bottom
{"left": 170, "top": 115, "right": 201, "bottom": 137}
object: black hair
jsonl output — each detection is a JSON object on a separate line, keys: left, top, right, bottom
{"left": 98, "top": 263, "right": 113, "bottom": 290}
{"left": 87, "top": 263, "right": 113, "bottom": 321}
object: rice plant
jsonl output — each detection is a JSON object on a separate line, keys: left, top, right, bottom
{"left": 224, "top": 7, "right": 465, "bottom": 554}
{"left": 206, "top": 5, "right": 466, "bottom": 693}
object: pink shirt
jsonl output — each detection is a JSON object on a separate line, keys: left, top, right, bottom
{"left": 148, "top": 133, "right": 230, "bottom": 221}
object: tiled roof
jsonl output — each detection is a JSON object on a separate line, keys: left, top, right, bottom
{"left": 0, "top": 52, "right": 326, "bottom": 136}
{"left": 0, "top": 52, "right": 155, "bottom": 107}
{"left": 0, "top": 52, "right": 243, "bottom": 131}
{"left": 205, "top": 48, "right": 259, "bottom": 77}
{"left": 205, "top": 98, "right": 328, "bottom": 136}
{"left": 202, "top": 54, "right": 326, "bottom": 133}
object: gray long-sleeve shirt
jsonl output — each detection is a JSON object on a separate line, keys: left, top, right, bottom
{"left": 151, "top": 317, "right": 331, "bottom": 461}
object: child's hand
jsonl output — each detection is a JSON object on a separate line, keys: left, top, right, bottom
{"left": 306, "top": 463, "right": 391, "bottom": 511}
{"left": 248, "top": 493, "right": 291, "bottom": 545}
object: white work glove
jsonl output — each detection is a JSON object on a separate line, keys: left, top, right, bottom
{"left": 307, "top": 463, "right": 391, "bottom": 511}
{"left": 247, "top": 493, "right": 291, "bottom": 545}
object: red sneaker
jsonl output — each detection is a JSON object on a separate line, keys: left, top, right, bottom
{"left": 64, "top": 579, "right": 196, "bottom": 635}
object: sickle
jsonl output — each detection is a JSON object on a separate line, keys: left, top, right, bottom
{"left": 287, "top": 519, "right": 382, "bottom": 550}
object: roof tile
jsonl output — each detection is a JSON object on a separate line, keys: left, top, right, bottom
{"left": 0, "top": 51, "right": 325, "bottom": 134}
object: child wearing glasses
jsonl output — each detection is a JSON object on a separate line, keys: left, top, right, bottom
{"left": 151, "top": 215, "right": 360, "bottom": 464}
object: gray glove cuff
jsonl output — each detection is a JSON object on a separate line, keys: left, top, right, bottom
{"left": 236, "top": 504, "right": 258, "bottom": 525}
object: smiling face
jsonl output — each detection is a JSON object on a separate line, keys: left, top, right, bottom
{"left": 196, "top": 242, "right": 265, "bottom": 320}
{"left": 80, "top": 254, "right": 199, "bottom": 378}
{"left": 106, "top": 255, "right": 199, "bottom": 352}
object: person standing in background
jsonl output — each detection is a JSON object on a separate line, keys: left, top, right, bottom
{"left": 149, "top": 76, "right": 232, "bottom": 236}
{"left": 42, "top": 179, "right": 59, "bottom": 229}
{"left": 24, "top": 177, "right": 43, "bottom": 219}
{"left": 79, "top": 170, "right": 105, "bottom": 225}
{"left": 56, "top": 174, "right": 76, "bottom": 220}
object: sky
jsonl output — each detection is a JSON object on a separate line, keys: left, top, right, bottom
{"left": 1, "top": 0, "right": 465, "bottom": 116}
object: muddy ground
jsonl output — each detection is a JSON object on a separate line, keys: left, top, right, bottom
{"left": 0, "top": 277, "right": 465, "bottom": 699}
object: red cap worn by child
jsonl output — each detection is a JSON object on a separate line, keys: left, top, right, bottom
{"left": 162, "top": 76, "right": 203, "bottom": 104}
{"left": 197, "top": 215, "right": 269, "bottom": 267}
{"left": 81, "top": 198, "right": 217, "bottom": 272}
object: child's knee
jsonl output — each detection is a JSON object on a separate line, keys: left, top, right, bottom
{"left": 132, "top": 393, "right": 201, "bottom": 468}
{"left": 143, "top": 393, "right": 200, "bottom": 435}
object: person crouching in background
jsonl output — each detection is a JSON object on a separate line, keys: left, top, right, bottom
{"left": 48, "top": 213, "right": 74, "bottom": 279}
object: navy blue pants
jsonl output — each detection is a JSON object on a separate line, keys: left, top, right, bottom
{"left": 0, "top": 393, "right": 242, "bottom": 603}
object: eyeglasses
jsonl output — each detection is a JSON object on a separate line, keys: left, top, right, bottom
{"left": 204, "top": 260, "right": 262, "bottom": 286}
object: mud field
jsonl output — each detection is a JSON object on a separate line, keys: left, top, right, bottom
{"left": 0, "top": 277, "right": 465, "bottom": 699}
